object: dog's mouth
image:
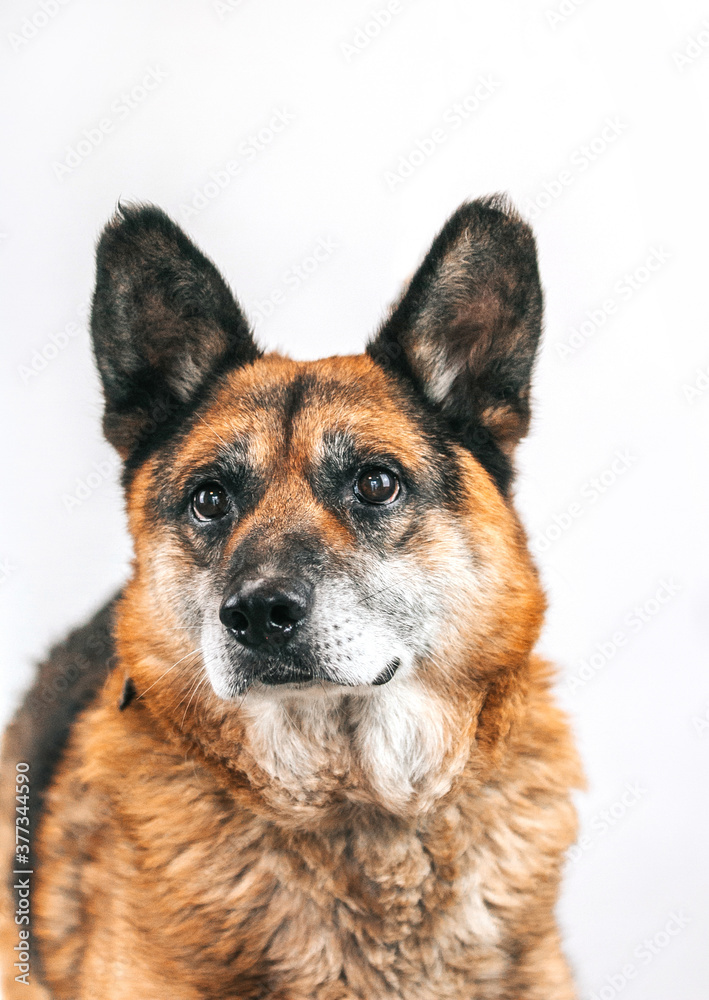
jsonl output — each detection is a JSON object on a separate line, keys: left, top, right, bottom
{"left": 258, "top": 664, "right": 318, "bottom": 686}
{"left": 256, "top": 658, "right": 401, "bottom": 688}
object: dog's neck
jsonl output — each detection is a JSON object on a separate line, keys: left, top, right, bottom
{"left": 236, "top": 679, "right": 481, "bottom": 819}
{"left": 129, "top": 658, "right": 523, "bottom": 828}
{"left": 117, "top": 583, "right": 528, "bottom": 825}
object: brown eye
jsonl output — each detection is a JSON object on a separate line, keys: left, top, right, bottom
{"left": 192, "top": 482, "right": 230, "bottom": 521}
{"left": 354, "top": 468, "right": 400, "bottom": 505}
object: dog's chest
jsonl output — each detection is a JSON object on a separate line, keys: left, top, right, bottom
{"left": 100, "top": 702, "right": 512, "bottom": 997}
{"left": 317, "top": 823, "right": 504, "bottom": 996}
{"left": 143, "top": 803, "right": 506, "bottom": 999}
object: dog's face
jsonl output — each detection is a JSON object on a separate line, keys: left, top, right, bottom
{"left": 141, "top": 355, "right": 469, "bottom": 698}
{"left": 129, "top": 351, "right": 534, "bottom": 701}
{"left": 92, "top": 199, "right": 545, "bottom": 811}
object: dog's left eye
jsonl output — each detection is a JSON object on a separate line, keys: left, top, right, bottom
{"left": 192, "top": 482, "right": 230, "bottom": 521}
{"left": 354, "top": 468, "right": 400, "bottom": 505}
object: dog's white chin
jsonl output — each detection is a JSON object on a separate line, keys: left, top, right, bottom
{"left": 200, "top": 615, "right": 414, "bottom": 700}
{"left": 238, "top": 665, "right": 458, "bottom": 812}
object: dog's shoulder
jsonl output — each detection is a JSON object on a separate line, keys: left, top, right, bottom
{"left": 1, "top": 596, "right": 120, "bottom": 828}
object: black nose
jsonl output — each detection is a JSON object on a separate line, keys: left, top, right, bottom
{"left": 219, "top": 578, "right": 312, "bottom": 648}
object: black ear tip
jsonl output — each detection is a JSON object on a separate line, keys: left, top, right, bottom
{"left": 451, "top": 194, "right": 535, "bottom": 242}
{"left": 97, "top": 201, "right": 183, "bottom": 256}
{"left": 109, "top": 200, "right": 175, "bottom": 229}
{"left": 470, "top": 192, "right": 520, "bottom": 219}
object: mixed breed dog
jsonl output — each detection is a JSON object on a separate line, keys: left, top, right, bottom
{"left": 1, "top": 197, "right": 582, "bottom": 998}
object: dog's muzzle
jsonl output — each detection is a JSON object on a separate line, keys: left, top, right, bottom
{"left": 218, "top": 575, "right": 400, "bottom": 687}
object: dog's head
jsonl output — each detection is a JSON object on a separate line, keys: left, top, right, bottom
{"left": 92, "top": 198, "right": 545, "bottom": 813}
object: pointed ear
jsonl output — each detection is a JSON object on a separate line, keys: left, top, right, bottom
{"left": 90, "top": 204, "right": 260, "bottom": 458}
{"left": 367, "top": 196, "right": 542, "bottom": 494}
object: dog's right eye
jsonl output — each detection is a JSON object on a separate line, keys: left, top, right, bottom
{"left": 191, "top": 482, "right": 230, "bottom": 521}
{"left": 354, "top": 468, "right": 400, "bottom": 505}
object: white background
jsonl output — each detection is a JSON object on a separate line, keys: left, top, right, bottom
{"left": 1, "top": 1, "right": 708, "bottom": 997}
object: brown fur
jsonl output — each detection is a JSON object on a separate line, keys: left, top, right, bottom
{"left": 1, "top": 200, "right": 582, "bottom": 998}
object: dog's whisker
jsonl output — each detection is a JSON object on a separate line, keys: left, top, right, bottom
{"left": 180, "top": 673, "right": 209, "bottom": 729}
{"left": 355, "top": 583, "right": 397, "bottom": 607}
{"left": 168, "top": 668, "right": 204, "bottom": 714}
{"left": 136, "top": 649, "right": 202, "bottom": 700}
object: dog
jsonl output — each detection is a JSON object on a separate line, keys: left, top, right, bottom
{"left": 1, "top": 196, "right": 582, "bottom": 999}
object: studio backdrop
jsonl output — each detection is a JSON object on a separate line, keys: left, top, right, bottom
{"left": 1, "top": 1, "right": 707, "bottom": 998}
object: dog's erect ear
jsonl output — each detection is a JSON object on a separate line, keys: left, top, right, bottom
{"left": 367, "top": 196, "right": 542, "bottom": 494}
{"left": 91, "top": 204, "right": 260, "bottom": 458}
